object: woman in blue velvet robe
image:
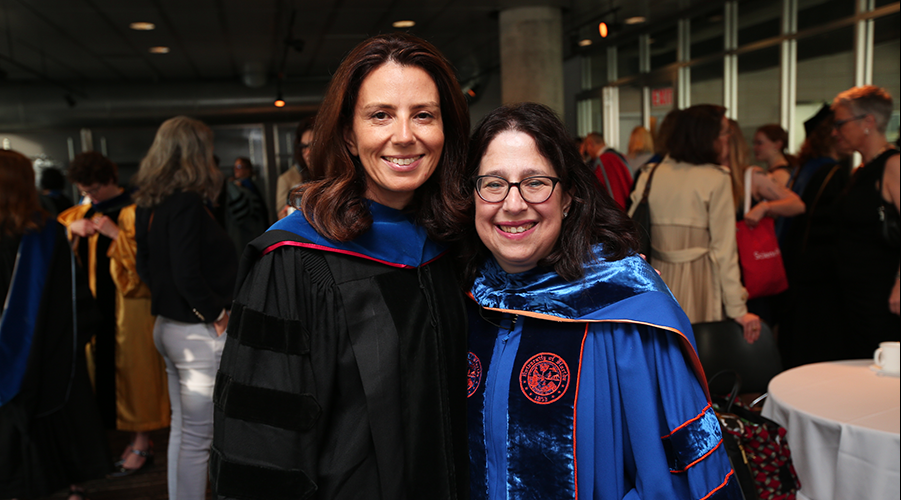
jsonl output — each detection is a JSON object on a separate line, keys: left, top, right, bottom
{"left": 451, "top": 103, "right": 741, "bottom": 500}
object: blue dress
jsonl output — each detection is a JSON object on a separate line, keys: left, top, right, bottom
{"left": 467, "top": 250, "right": 740, "bottom": 499}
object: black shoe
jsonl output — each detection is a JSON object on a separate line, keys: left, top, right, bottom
{"left": 108, "top": 448, "right": 154, "bottom": 478}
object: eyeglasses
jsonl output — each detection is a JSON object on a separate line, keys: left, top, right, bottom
{"left": 79, "top": 184, "right": 102, "bottom": 197}
{"left": 833, "top": 114, "right": 866, "bottom": 130}
{"left": 474, "top": 175, "right": 560, "bottom": 204}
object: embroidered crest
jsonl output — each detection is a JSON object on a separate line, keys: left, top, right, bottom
{"left": 467, "top": 352, "right": 482, "bottom": 398}
{"left": 519, "top": 352, "right": 570, "bottom": 404}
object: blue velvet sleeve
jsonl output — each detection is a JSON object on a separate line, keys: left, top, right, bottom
{"left": 576, "top": 322, "right": 737, "bottom": 499}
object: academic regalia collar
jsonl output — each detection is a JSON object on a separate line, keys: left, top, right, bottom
{"left": 470, "top": 244, "right": 709, "bottom": 399}
{"left": 91, "top": 190, "right": 132, "bottom": 213}
{"left": 470, "top": 246, "right": 693, "bottom": 338}
{"left": 265, "top": 199, "right": 446, "bottom": 268}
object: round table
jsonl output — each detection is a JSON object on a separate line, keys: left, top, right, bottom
{"left": 761, "top": 359, "right": 900, "bottom": 500}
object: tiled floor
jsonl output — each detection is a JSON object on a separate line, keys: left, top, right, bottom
{"left": 36, "top": 427, "right": 211, "bottom": 500}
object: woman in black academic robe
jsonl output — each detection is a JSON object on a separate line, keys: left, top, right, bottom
{"left": 211, "top": 33, "right": 472, "bottom": 500}
{"left": 0, "top": 149, "right": 110, "bottom": 500}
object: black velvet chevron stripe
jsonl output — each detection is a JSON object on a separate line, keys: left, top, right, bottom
{"left": 210, "top": 446, "right": 317, "bottom": 500}
{"left": 228, "top": 303, "right": 310, "bottom": 355}
{"left": 215, "top": 372, "right": 321, "bottom": 431}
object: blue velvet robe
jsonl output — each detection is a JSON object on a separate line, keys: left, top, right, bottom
{"left": 467, "top": 250, "right": 741, "bottom": 500}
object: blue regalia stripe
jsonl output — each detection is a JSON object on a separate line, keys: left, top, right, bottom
{"left": 0, "top": 221, "right": 57, "bottom": 406}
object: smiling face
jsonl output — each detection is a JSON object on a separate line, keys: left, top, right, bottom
{"left": 475, "top": 130, "right": 572, "bottom": 274}
{"left": 752, "top": 131, "right": 781, "bottom": 162}
{"left": 345, "top": 61, "right": 444, "bottom": 209}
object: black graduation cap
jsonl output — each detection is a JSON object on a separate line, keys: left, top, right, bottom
{"left": 804, "top": 103, "right": 833, "bottom": 137}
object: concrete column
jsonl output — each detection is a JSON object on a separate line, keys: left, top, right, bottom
{"left": 499, "top": 5, "right": 564, "bottom": 117}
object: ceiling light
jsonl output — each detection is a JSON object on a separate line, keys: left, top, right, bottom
{"left": 392, "top": 20, "right": 415, "bottom": 28}
{"left": 624, "top": 16, "right": 646, "bottom": 25}
{"left": 578, "top": 39, "right": 593, "bottom": 47}
{"left": 599, "top": 22, "right": 609, "bottom": 38}
{"left": 274, "top": 98, "right": 286, "bottom": 108}
{"left": 130, "top": 22, "right": 156, "bottom": 31}
{"left": 149, "top": 46, "right": 170, "bottom": 54}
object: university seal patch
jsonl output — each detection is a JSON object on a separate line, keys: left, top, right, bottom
{"left": 467, "top": 352, "right": 482, "bottom": 398}
{"left": 519, "top": 352, "right": 570, "bottom": 404}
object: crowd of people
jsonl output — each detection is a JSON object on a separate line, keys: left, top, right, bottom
{"left": 1, "top": 31, "right": 898, "bottom": 500}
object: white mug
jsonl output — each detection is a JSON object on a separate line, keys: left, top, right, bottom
{"left": 874, "top": 341, "right": 901, "bottom": 375}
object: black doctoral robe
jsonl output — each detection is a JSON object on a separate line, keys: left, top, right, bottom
{"left": 211, "top": 208, "right": 469, "bottom": 500}
{"left": 0, "top": 221, "right": 110, "bottom": 498}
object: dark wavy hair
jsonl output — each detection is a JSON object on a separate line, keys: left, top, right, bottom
{"left": 0, "top": 150, "right": 47, "bottom": 236}
{"left": 452, "top": 103, "right": 640, "bottom": 285}
{"left": 667, "top": 104, "right": 725, "bottom": 165}
{"left": 295, "top": 32, "right": 470, "bottom": 242}
{"left": 68, "top": 151, "right": 118, "bottom": 186}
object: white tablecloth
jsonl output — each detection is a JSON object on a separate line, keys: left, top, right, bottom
{"left": 761, "top": 359, "right": 900, "bottom": 500}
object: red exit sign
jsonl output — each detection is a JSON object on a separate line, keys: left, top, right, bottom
{"left": 652, "top": 88, "right": 673, "bottom": 107}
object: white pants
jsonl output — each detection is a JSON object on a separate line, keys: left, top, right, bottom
{"left": 153, "top": 316, "right": 225, "bottom": 500}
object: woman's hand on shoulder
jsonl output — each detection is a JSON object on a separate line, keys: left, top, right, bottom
{"left": 734, "top": 312, "right": 761, "bottom": 344}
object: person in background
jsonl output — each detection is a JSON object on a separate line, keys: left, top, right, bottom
{"left": 276, "top": 116, "right": 315, "bottom": 219}
{"left": 581, "top": 132, "right": 632, "bottom": 210}
{"left": 0, "top": 150, "right": 110, "bottom": 500}
{"left": 629, "top": 104, "right": 761, "bottom": 343}
{"left": 224, "top": 157, "right": 269, "bottom": 256}
{"left": 753, "top": 124, "right": 796, "bottom": 187}
{"left": 828, "top": 85, "right": 899, "bottom": 356}
{"left": 455, "top": 103, "right": 740, "bottom": 500}
{"left": 133, "top": 116, "right": 238, "bottom": 500}
{"left": 211, "top": 33, "right": 470, "bottom": 500}
{"left": 39, "top": 167, "right": 74, "bottom": 216}
{"left": 779, "top": 109, "right": 851, "bottom": 367}
{"left": 625, "top": 125, "right": 655, "bottom": 177}
{"left": 56, "top": 152, "right": 168, "bottom": 477}
{"left": 724, "top": 119, "right": 805, "bottom": 326}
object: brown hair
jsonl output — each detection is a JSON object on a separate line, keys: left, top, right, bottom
{"left": 797, "top": 114, "right": 837, "bottom": 166}
{"left": 832, "top": 85, "right": 893, "bottom": 134}
{"left": 453, "top": 103, "right": 640, "bottom": 285}
{"left": 0, "top": 150, "right": 47, "bottom": 236}
{"left": 667, "top": 104, "right": 725, "bottom": 165}
{"left": 292, "top": 116, "right": 316, "bottom": 179}
{"left": 756, "top": 123, "right": 797, "bottom": 168}
{"left": 296, "top": 33, "right": 470, "bottom": 242}
{"left": 725, "top": 119, "right": 751, "bottom": 211}
{"left": 133, "top": 116, "right": 222, "bottom": 207}
{"left": 654, "top": 109, "right": 681, "bottom": 156}
{"left": 68, "top": 151, "right": 118, "bottom": 186}
{"left": 627, "top": 126, "right": 654, "bottom": 156}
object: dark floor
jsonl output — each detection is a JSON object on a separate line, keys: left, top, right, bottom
{"left": 36, "top": 427, "right": 211, "bottom": 500}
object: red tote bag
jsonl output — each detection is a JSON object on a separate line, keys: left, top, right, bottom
{"left": 737, "top": 168, "right": 789, "bottom": 299}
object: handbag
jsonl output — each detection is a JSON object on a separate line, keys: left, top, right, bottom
{"left": 629, "top": 162, "right": 660, "bottom": 256}
{"left": 736, "top": 169, "right": 789, "bottom": 299}
{"left": 710, "top": 371, "right": 801, "bottom": 500}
